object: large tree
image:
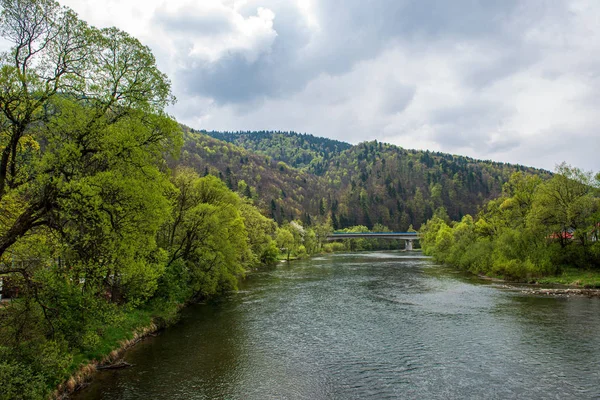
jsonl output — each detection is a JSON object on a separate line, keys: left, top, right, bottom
{"left": 159, "top": 169, "right": 249, "bottom": 298}
{"left": 0, "top": 0, "right": 179, "bottom": 272}
{"left": 529, "top": 163, "right": 598, "bottom": 247}
{"left": 0, "top": 1, "right": 182, "bottom": 394}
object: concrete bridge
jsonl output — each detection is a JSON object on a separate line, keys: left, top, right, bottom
{"left": 326, "top": 232, "right": 419, "bottom": 250}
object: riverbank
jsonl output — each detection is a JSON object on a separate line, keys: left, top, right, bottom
{"left": 473, "top": 268, "right": 600, "bottom": 299}
{"left": 53, "top": 257, "right": 287, "bottom": 398}
{"left": 52, "top": 301, "right": 183, "bottom": 399}
{"left": 517, "top": 287, "right": 600, "bottom": 298}
{"left": 476, "top": 267, "right": 600, "bottom": 288}
{"left": 534, "top": 268, "right": 600, "bottom": 287}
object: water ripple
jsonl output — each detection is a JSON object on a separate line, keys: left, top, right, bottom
{"left": 76, "top": 252, "right": 600, "bottom": 400}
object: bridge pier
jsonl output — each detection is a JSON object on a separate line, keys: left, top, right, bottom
{"left": 405, "top": 239, "right": 413, "bottom": 251}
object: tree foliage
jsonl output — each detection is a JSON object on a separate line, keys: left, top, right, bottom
{"left": 421, "top": 166, "right": 600, "bottom": 280}
{"left": 0, "top": 2, "right": 277, "bottom": 396}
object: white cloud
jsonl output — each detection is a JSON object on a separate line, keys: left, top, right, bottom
{"left": 5, "top": 0, "right": 598, "bottom": 171}
{"left": 153, "top": 3, "right": 277, "bottom": 64}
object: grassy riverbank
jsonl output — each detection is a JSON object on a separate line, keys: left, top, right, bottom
{"left": 69, "top": 301, "right": 180, "bottom": 367}
{"left": 0, "top": 299, "right": 183, "bottom": 400}
{"left": 52, "top": 300, "right": 183, "bottom": 398}
{"left": 473, "top": 268, "right": 600, "bottom": 288}
{"left": 534, "top": 268, "right": 600, "bottom": 288}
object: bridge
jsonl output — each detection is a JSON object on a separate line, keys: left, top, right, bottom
{"left": 326, "top": 232, "right": 419, "bottom": 250}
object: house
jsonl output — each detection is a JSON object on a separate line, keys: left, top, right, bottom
{"left": 548, "top": 229, "right": 574, "bottom": 240}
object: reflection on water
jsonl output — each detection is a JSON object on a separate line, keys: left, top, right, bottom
{"left": 76, "top": 252, "right": 600, "bottom": 399}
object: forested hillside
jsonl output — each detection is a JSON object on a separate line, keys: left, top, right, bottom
{"left": 177, "top": 128, "right": 324, "bottom": 225}
{"left": 320, "top": 141, "right": 548, "bottom": 229}
{"left": 203, "top": 130, "right": 352, "bottom": 175}
{"left": 179, "top": 130, "right": 549, "bottom": 230}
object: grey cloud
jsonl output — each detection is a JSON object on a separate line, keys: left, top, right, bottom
{"left": 170, "top": 2, "right": 313, "bottom": 104}
{"left": 165, "top": 0, "right": 599, "bottom": 171}
{"left": 431, "top": 100, "right": 511, "bottom": 126}
{"left": 427, "top": 101, "right": 514, "bottom": 150}
{"left": 314, "top": 0, "right": 519, "bottom": 38}
{"left": 379, "top": 83, "right": 416, "bottom": 115}
{"left": 154, "top": 7, "right": 234, "bottom": 35}
{"left": 485, "top": 136, "right": 520, "bottom": 154}
{"left": 169, "top": 0, "right": 524, "bottom": 104}
{"left": 181, "top": 53, "right": 274, "bottom": 103}
{"left": 491, "top": 126, "right": 600, "bottom": 171}
{"left": 463, "top": 47, "right": 539, "bottom": 89}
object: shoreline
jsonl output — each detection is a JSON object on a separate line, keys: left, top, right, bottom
{"left": 475, "top": 273, "right": 600, "bottom": 298}
{"left": 53, "top": 305, "right": 183, "bottom": 399}
{"left": 53, "top": 251, "right": 405, "bottom": 397}
{"left": 512, "top": 286, "right": 600, "bottom": 298}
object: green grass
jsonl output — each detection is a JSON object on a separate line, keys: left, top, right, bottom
{"left": 536, "top": 268, "right": 600, "bottom": 288}
{"left": 70, "top": 300, "right": 180, "bottom": 369}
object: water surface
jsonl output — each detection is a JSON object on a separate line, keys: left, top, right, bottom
{"left": 76, "top": 252, "right": 600, "bottom": 399}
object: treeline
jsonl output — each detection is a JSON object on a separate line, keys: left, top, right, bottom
{"left": 203, "top": 129, "right": 352, "bottom": 175}
{"left": 0, "top": 2, "right": 277, "bottom": 398}
{"left": 420, "top": 164, "right": 600, "bottom": 280}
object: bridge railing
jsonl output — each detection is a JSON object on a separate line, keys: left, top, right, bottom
{"left": 331, "top": 231, "right": 418, "bottom": 235}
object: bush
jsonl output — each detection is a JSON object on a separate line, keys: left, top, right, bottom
{"left": 295, "top": 245, "right": 308, "bottom": 259}
{"left": 323, "top": 242, "right": 345, "bottom": 253}
{"left": 260, "top": 239, "right": 279, "bottom": 265}
{"left": 0, "top": 361, "right": 47, "bottom": 400}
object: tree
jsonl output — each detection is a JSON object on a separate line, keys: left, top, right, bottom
{"left": 313, "top": 218, "right": 333, "bottom": 252}
{"left": 0, "top": 1, "right": 182, "bottom": 393}
{"left": 0, "top": 0, "right": 179, "bottom": 261}
{"left": 239, "top": 201, "right": 277, "bottom": 266}
{"left": 276, "top": 227, "right": 294, "bottom": 262}
{"left": 160, "top": 169, "right": 249, "bottom": 298}
{"left": 304, "top": 228, "right": 318, "bottom": 254}
{"left": 0, "top": 0, "right": 180, "bottom": 307}
{"left": 529, "top": 163, "right": 597, "bottom": 248}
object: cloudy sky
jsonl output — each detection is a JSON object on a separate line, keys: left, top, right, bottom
{"left": 56, "top": 1, "right": 600, "bottom": 171}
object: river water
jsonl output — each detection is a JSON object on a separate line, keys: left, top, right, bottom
{"left": 76, "top": 252, "right": 600, "bottom": 399}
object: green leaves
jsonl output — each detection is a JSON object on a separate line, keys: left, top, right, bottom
{"left": 421, "top": 163, "right": 600, "bottom": 279}
{"left": 161, "top": 169, "right": 256, "bottom": 298}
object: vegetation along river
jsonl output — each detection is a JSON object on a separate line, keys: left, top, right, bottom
{"left": 75, "top": 252, "right": 600, "bottom": 399}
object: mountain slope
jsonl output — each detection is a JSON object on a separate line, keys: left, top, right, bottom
{"left": 321, "top": 141, "right": 548, "bottom": 229}
{"left": 202, "top": 130, "right": 352, "bottom": 175}
{"left": 177, "top": 129, "right": 550, "bottom": 230}
{"left": 176, "top": 128, "right": 324, "bottom": 224}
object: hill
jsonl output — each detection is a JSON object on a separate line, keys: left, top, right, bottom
{"left": 176, "top": 128, "right": 324, "bottom": 225}
{"left": 202, "top": 130, "right": 352, "bottom": 175}
{"left": 177, "top": 129, "right": 550, "bottom": 230}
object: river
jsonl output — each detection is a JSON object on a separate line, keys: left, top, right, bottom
{"left": 75, "top": 252, "right": 600, "bottom": 399}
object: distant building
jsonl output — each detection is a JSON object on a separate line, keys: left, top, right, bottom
{"left": 548, "top": 229, "right": 574, "bottom": 240}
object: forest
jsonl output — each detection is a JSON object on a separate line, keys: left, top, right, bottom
{"left": 184, "top": 129, "right": 548, "bottom": 230}
{"left": 1, "top": 1, "right": 596, "bottom": 399}
{"left": 420, "top": 165, "right": 600, "bottom": 280}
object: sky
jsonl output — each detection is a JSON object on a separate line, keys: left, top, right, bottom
{"left": 29, "top": 1, "right": 600, "bottom": 170}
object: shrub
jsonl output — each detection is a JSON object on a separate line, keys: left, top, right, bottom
{"left": 0, "top": 361, "right": 47, "bottom": 400}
